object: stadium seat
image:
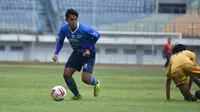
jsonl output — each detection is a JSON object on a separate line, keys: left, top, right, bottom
{"left": 0, "top": 0, "right": 50, "bottom": 33}
{"left": 51, "top": 0, "right": 156, "bottom": 31}
{"left": 162, "top": 14, "right": 200, "bottom": 37}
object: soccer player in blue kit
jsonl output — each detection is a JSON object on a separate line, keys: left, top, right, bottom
{"left": 52, "top": 9, "right": 100, "bottom": 100}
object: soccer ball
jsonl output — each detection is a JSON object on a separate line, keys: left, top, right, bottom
{"left": 51, "top": 86, "right": 67, "bottom": 101}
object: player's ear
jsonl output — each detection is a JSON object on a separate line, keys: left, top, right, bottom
{"left": 65, "top": 18, "right": 68, "bottom": 22}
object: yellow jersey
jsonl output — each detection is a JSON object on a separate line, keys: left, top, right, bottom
{"left": 167, "top": 50, "right": 196, "bottom": 77}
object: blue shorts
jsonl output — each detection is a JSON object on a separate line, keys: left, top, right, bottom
{"left": 65, "top": 51, "right": 95, "bottom": 74}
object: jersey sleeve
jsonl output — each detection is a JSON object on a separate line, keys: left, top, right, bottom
{"left": 57, "top": 26, "right": 65, "bottom": 41}
{"left": 54, "top": 26, "right": 65, "bottom": 55}
{"left": 166, "top": 57, "right": 172, "bottom": 79}
{"left": 189, "top": 51, "right": 197, "bottom": 66}
{"left": 86, "top": 26, "right": 100, "bottom": 50}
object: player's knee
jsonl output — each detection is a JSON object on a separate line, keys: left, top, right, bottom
{"left": 63, "top": 72, "right": 71, "bottom": 80}
{"left": 81, "top": 76, "right": 89, "bottom": 84}
{"left": 81, "top": 74, "right": 90, "bottom": 84}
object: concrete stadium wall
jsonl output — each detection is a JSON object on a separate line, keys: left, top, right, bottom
{"left": 1, "top": 41, "right": 200, "bottom": 65}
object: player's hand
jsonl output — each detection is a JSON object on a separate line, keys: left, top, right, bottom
{"left": 82, "top": 49, "right": 90, "bottom": 57}
{"left": 52, "top": 54, "right": 58, "bottom": 62}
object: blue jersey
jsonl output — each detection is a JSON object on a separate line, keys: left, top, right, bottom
{"left": 58, "top": 23, "right": 100, "bottom": 53}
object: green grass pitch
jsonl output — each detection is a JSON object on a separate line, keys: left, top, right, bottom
{"left": 0, "top": 64, "right": 199, "bottom": 112}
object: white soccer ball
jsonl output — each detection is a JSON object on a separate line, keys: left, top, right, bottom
{"left": 51, "top": 86, "right": 67, "bottom": 101}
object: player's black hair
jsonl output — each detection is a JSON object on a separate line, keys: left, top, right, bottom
{"left": 65, "top": 9, "right": 78, "bottom": 19}
{"left": 172, "top": 44, "right": 186, "bottom": 54}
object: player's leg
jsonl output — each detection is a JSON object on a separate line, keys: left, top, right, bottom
{"left": 63, "top": 67, "right": 81, "bottom": 97}
{"left": 81, "top": 60, "right": 98, "bottom": 85}
{"left": 173, "top": 77, "right": 196, "bottom": 101}
{"left": 63, "top": 51, "right": 83, "bottom": 99}
{"left": 81, "top": 54, "right": 100, "bottom": 97}
{"left": 193, "top": 77, "right": 200, "bottom": 88}
{"left": 175, "top": 65, "right": 199, "bottom": 101}
{"left": 82, "top": 71, "right": 100, "bottom": 97}
{"left": 172, "top": 67, "right": 193, "bottom": 100}
{"left": 178, "top": 83, "right": 194, "bottom": 101}
{"left": 184, "top": 64, "right": 200, "bottom": 87}
{"left": 184, "top": 64, "right": 200, "bottom": 77}
{"left": 164, "top": 56, "right": 170, "bottom": 68}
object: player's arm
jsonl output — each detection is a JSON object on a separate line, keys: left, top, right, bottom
{"left": 166, "top": 76, "right": 171, "bottom": 101}
{"left": 54, "top": 39, "right": 64, "bottom": 55}
{"left": 191, "top": 53, "right": 197, "bottom": 66}
{"left": 166, "top": 60, "right": 172, "bottom": 101}
{"left": 87, "top": 27, "right": 100, "bottom": 51}
{"left": 53, "top": 27, "right": 65, "bottom": 62}
{"left": 188, "top": 51, "right": 197, "bottom": 66}
{"left": 83, "top": 26, "right": 100, "bottom": 56}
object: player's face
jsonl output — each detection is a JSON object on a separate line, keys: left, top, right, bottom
{"left": 66, "top": 15, "right": 78, "bottom": 30}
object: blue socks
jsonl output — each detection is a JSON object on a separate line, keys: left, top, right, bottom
{"left": 64, "top": 76, "right": 79, "bottom": 96}
{"left": 63, "top": 75, "right": 98, "bottom": 96}
{"left": 90, "top": 76, "right": 98, "bottom": 85}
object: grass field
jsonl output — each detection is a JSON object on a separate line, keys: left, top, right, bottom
{"left": 0, "top": 64, "right": 199, "bottom": 112}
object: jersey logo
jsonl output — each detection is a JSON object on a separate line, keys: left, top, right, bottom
{"left": 77, "top": 34, "right": 82, "bottom": 39}
{"left": 72, "top": 35, "right": 75, "bottom": 38}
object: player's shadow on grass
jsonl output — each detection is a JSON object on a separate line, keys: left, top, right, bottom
{"left": 62, "top": 96, "right": 200, "bottom": 103}
{"left": 159, "top": 99, "right": 200, "bottom": 103}
{"left": 62, "top": 97, "right": 95, "bottom": 102}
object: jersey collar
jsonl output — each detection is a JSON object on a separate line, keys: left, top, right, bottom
{"left": 69, "top": 22, "right": 79, "bottom": 34}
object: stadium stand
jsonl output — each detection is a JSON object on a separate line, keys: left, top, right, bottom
{"left": 99, "top": 14, "right": 181, "bottom": 32}
{"left": 50, "top": 0, "right": 156, "bottom": 31}
{"left": 0, "top": 0, "right": 156, "bottom": 33}
{"left": 162, "top": 14, "right": 200, "bottom": 37}
{"left": 0, "top": 0, "right": 51, "bottom": 33}
{"left": 0, "top": 0, "right": 199, "bottom": 37}
{"left": 162, "top": 1, "right": 200, "bottom": 37}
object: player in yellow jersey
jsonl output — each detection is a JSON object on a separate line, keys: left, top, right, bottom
{"left": 166, "top": 44, "right": 200, "bottom": 101}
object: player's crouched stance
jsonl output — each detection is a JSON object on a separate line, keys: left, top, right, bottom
{"left": 165, "top": 44, "right": 200, "bottom": 102}
{"left": 52, "top": 9, "right": 100, "bottom": 100}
